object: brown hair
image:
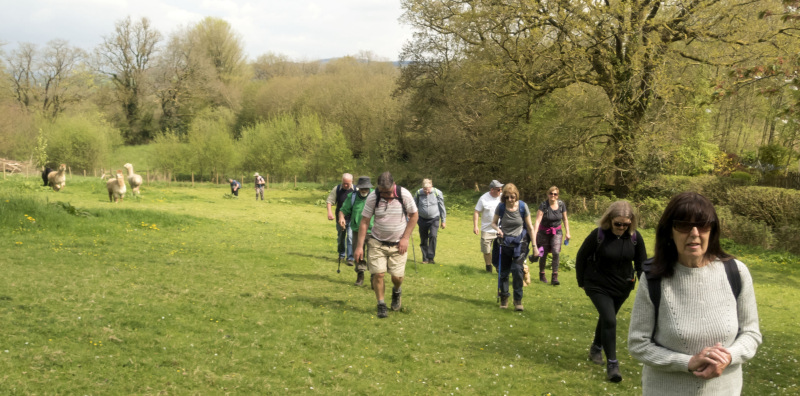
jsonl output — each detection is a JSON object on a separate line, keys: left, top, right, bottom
{"left": 652, "top": 192, "right": 732, "bottom": 277}
{"left": 501, "top": 183, "right": 520, "bottom": 202}
{"left": 597, "top": 200, "right": 638, "bottom": 234}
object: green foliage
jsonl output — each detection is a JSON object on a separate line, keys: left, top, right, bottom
{"left": 42, "top": 112, "right": 123, "bottom": 171}
{"left": 758, "top": 143, "right": 793, "bottom": 171}
{"left": 186, "top": 108, "right": 238, "bottom": 180}
{"left": 150, "top": 130, "right": 189, "bottom": 176}
{"left": 730, "top": 171, "right": 755, "bottom": 184}
{"left": 33, "top": 129, "right": 48, "bottom": 168}
{"left": 716, "top": 206, "right": 775, "bottom": 249}
{"left": 239, "top": 113, "right": 353, "bottom": 180}
{"left": 726, "top": 186, "right": 800, "bottom": 228}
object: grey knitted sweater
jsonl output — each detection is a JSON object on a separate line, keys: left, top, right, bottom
{"left": 628, "top": 259, "right": 761, "bottom": 395}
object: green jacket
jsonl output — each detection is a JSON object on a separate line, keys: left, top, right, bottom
{"left": 340, "top": 189, "right": 374, "bottom": 233}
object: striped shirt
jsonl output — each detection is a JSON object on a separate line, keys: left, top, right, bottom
{"left": 361, "top": 187, "right": 418, "bottom": 242}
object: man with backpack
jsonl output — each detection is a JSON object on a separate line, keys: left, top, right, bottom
{"left": 415, "top": 178, "right": 446, "bottom": 264}
{"left": 326, "top": 173, "right": 355, "bottom": 264}
{"left": 354, "top": 172, "right": 419, "bottom": 319}
{"left": 254, "top": 172, "right": 266, "bottom": 201}
{"left": 338, "top": 176, "right": 375, "bottom": 286}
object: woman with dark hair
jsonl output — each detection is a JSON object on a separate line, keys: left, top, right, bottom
{"left": 490, "top": 183, "right": 534, "bottom": 311}
{"left": 532, "top": 186, "right": 571, "bottom": 285}
{"left": 576, "top": 200, "right": 647, "bottom": 382}
{"left": 628, "top": 192, "right": 761, "bottom": 395}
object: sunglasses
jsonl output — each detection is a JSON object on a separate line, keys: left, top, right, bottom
{"left": 613, "top": 221, "right": 631, "bottom": 228}
{"left": 672, "top": 220, "right": 714, "bottom": 233}
{"left": 549, "top": 192, "right": 559, "bottom": 196}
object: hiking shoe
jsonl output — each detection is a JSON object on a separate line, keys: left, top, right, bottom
{"left": 500, "top": 296, "right": 509, "bottom": 309}
{"left": 377, "top": 302, "right": 388, "bottom": 318}
{"left": 589, "top": 344, "right": 604, "bottom": 365}
{"left": 346, "top": 260, "right": 354, "bottom": 267}
{"left": 514, "top": 300, "right": 524, "bottom": 311}
{"left": 428, "top": 259, "right": 435, "bottom": 264}
{"left": 551, "top": 273, "right": 560, "bottom": 286}
{"left": 354, "top": 272, "right": 364, "bottom": 286}
{"left": 391, "top": 289, "right": 402, "bottom": 311}
{"left": 539, "top": 272, "right": 548, "bottom": 284}
{"left": 422, "top": 260, "right": 429, "bottom": 264}
{"left": 485, "top": 265, "right": 493, "bottom": 273}
{"left": 607, "top": 361, "right": 622, "bottom": 383}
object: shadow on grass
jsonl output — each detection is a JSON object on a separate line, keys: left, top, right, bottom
{"left": 287, "top": 251, "right": 337, "bottom": 262}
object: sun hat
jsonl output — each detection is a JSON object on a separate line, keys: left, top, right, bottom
{"left": 355, "top": 176, "right": 373, "bottom": 189}
{"left": 254, "top": 172, "right": 260, "bottom": 177}
{"left": 489, "top": 180, "right": 503, "bottom": 188}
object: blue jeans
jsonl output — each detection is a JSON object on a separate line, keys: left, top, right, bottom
{"left": 336, "top": 221, "right": 353, "bottom": 261}
{"left": 497, "top": 246, "right": 527, "bottom": 301}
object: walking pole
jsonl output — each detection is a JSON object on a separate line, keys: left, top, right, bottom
{"left": 410, "top": 233, "right": 418, "bottom": 274}
{"left": 337, "top": 228, "right": 345, "bottom": 274}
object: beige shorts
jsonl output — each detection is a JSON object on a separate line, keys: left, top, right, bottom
{"left": 480, "top": 231, "right": 497, "bottom": 254}
{"left": 367, "top": 238, "right": 407, "bottom": 277}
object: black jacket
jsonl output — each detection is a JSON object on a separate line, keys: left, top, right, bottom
{"left": 576, "top": 228, "right": 647, "bottom": 296}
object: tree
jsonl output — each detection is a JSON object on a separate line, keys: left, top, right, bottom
{"left": 3, "top": 42, "right": 36, "bottom": 108}
{"left": 39, "top": 39, "right": 87, "bottom": 118}
{"left": 401, "top": 0, "right": 790, "bottom": 196}
{"left": 95, "top": 16, "right": 162, "bottom": 143}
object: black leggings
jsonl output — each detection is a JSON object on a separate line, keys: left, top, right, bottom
{"left": 587, "top": 291, "right": 629, "bottom": 361}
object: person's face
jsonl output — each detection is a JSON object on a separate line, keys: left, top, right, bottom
{"left": 490, "top": 187, "right": 502, "bottom": 198}
{"left": 423, "top": 186, "right": 433, "bottom": 195}
{"left": 671, "top": 219, "right": 712, "bottom": 265}
{"left": 342, "top": 178, "right": 353, "bottom": 190}
{"left": 378, "top": 185, "right": 395, "bottom": 201}
{"left": 611, "top": 216, "right": 631, "bottom": 236}
{"left": 505, "top": 192, "right": 518, "bottom": 203}
{"left": 359, "top": 188, "right": 370, "bottom": 197}
{"left": 548, "top": 190, "right": 559, "bottom": 201}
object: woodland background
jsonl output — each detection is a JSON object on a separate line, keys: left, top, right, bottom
{"left": 2, "top": 1, "right": 800, "bottom": 251}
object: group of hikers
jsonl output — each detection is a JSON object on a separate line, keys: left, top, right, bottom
{"left": 227, "top": 173, "right": 266, "bottom": 199}
{"left": 323, "top": 172, "right": 762, "bottom": 394}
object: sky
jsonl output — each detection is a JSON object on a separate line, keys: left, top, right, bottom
{"left": 0, "top": 0, "right": 415, "bottom": 61}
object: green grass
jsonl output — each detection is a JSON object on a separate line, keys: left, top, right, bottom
{"left": 1, "top": 174, "right": 798, "bottom": 395}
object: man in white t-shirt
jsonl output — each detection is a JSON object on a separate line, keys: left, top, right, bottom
{"left": 354, "top": 172, "right": 418, "bottom": 319}
{"left": 473, "top": 180, "right": 503, "bottom": 273}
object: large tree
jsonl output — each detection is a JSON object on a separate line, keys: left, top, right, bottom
{"left": 95, "top": 16, "right": 162, "bottom": 143}
{"left": 401, "top": 0, "right": 790, "bottom": 195}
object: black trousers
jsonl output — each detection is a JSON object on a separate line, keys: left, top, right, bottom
{"left": 417, "top": 217, "right": 440, "bottom": 261}
{"left": 587, "top": 291, "right": 630, "bottom": 361}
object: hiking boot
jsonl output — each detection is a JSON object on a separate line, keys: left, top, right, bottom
{"left": 539, "top": 272, "right": 548, "bottom": 284}
{"left": 485, "top": 265, "right": 493, "bottom": 273}
{"left": 589, "top": 344, "right": 604, "bottom": 365}
{"left": 422, "top": 260, "right": 429, "bottom": 264}
{"left": 514, "top": 300, "right": 524, "bottom": 311}
{"left": 354, "top": 272, "right": 364, "bottom": 286}
{"left": 500, "top": 296, "right": 509, "bottom": 309}
{"left": 551, "top": 273, "right": 560, "bottom": 286}
{"left": 377, "top": 302, "right": 388, "bottom": 318}
{"left": 429, "top": 259, "right": 435, "bottom": 264}
{"left": 391, "top": 289, "right": 402, "bottom": 311}
{"left": 346, "top": 260, "right": 354, "bottom": 267}
{"left": 607, "top": 361, "right": 622, "bottom": 382}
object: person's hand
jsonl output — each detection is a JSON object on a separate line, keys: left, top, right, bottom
{"left": 398, "top": 237, "right": 409, "bottom": 254}
{"left": 327, "top": 213, "right": 334, "bottom": 221}
{"left": 497, "top": 230, "right": 504, "bottom": 239}
{"left": 473, "top": 226, "right": 479, "bottom": 235}
{"left": 565, "top": 233, "right": 571, "bottom": 242}
{"left": 441, "top": 221, "right": 446, "bottom": 230}
{"left": 338, "top": 218, "right": 346, "bottom": 228}
{"left": 689, "top": 343, "right": 732, "bottom": 379}
{"left": 354, "top": 247, "right": 363, "bottom": 262}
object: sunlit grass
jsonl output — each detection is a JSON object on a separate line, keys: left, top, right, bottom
{"left": 0, "top": 174, "right": 797, "bottom": 394}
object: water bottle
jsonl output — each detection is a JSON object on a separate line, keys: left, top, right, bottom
{"left": 564, "top": 239, "right": 569, "bottom": 246}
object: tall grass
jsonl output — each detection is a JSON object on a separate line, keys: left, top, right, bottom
{"left": 1, "top": 174, "right": 797, "bottom": 395}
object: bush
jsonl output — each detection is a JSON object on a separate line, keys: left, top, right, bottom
{"left": 716, "top": 206, "right": 774, "bottom": 249}
{"left": 637, "top": 197, "right": 668, "bottom": 229}
{"left": 43, "top": 113, "right": 123, "bottom": 171}
{"left": 727, "top": 186, "right": 800, "bottom": 228}
{"left": 773, "top": 225, "right": 800, "bottom": 255}
{"left": 730, "top": 171, "right": 755, "bottom": 185}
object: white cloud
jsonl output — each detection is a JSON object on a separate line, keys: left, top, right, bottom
{"left": 0, "top": 0, "right": 413, "bottom": 61}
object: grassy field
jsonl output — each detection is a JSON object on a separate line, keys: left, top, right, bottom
{"left": 1, "top": 174, "right": 798, "bottom": 395}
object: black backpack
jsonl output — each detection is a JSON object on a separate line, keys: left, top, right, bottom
{"left": 643, "top": 258, "right": 741, "bottom": 342}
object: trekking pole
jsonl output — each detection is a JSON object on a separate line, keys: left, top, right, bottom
{"left": 410, "top": 233, "right": 418, "bottom": 274}
{"left": 337, "top": 256, "right": 342, "bottom": 274}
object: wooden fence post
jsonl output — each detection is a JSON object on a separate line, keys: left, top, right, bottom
{"left": 295, "top": 175, "right": 297, "bottom": 188}
{"left": 68, "top": 166, "right": 72, "bottom": 179}
{"left": 267, "top": 174, "right": 270, "bottom": 189}
{"left": 192, "top": 172, "right": 195, "bottom": 188}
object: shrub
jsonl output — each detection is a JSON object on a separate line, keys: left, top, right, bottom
{"left": 716, "top": 206, "right": 774, "bottom": 249}
{"left": 727, "top": 186, "right": 800, "bottom": 228}
{"left": 42, "top": 113, "right": 123, "bottom": 171}
{"left": 637, "top": 197, "right": 668, "bottom": 229}
{"left": 773, "top": 225, "right": 800, "bottom": 255}
{"left": 730, "top": 171, "right": 755, "bottom": 185}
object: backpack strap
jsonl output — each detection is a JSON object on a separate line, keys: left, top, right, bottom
{"left": 645, "top": 258, "right": 740, "bottom": 344}
{"left": 374, "top": 185, "right": 407, "bottom": 217}
{"left": 351, "top": 191, "right": 357, "bottom": 207}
